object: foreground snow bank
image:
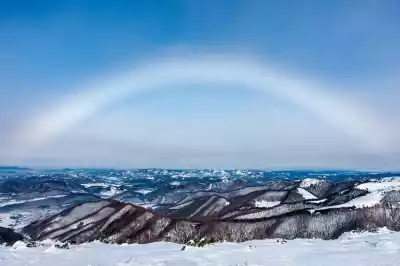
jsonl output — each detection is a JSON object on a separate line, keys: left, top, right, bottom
{"left": 1, "top": 229, "right": 400, "bottom": 266}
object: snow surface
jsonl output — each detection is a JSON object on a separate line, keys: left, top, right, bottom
{"left": 0, "top": 195, "right": 66, "bottom": 208}
{"left": 309, "top": 198, "right": 327, "bottom": 204}
{"left": 0, "top": 212, "right": 14, "bottom": 227}
{"left": 356, "top": 178, "right": 400, "bottom": 192}
{"left": 81, "top": 183, "right": 125, "bottom": 197}
{"left": 254, "top": 200, "right": 280, "bottom": 208}
{"left": 81, "top": 183, "right": 111, "bottom": 188}
{"left": 100, "top": 187, "right": 124, "bottom": 198}
{"left": 135, "top": 189, "right": 154, "bottom": 195}
{"left": 2, "top": 229, "right": 400, "bottom": 265}
{"left": 296, "top": 188, "right": 317, "bottom": 200}
{"left": 0, "top": 209, "right": 58, "bottom": 229}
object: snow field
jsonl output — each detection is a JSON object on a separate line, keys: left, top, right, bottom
{"left": 1, "top": 228, "right": 400, "bottom": 266}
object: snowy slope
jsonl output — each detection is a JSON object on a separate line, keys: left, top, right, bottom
{"left": 317, "top": 178, "right": 400, "bottom": 210}
{"left": 296, "top": 188, "right": 318, "bottom": 200}
{"left": 1, "top": 228, "right": 400, "bottom": 266}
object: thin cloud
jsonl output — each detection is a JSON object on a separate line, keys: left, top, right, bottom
{"left": 10, "top": 53, "right": 394, "bottom": 168}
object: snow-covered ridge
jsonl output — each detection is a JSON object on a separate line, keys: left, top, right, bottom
{"left": 0, "top": 195, "right": 67, "bottom": 208}
{"left": 254, "top": 200, "right": 280, "bottom": 208}
{"left": 81, "top": 183, "right": 111, "bottom": 188}
{"left": 316, "top": 178, "right": 400, "bottom": 211}
{"left": 299, "top": 178, "right": 325, "bottom": 187}
{"left": 21, "top": 176, "right": 400, "bottom": 245}
{"left": 2, "top": 169, "right": 400, "bottom": 245}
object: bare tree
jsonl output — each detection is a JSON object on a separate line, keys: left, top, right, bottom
{"left": 384, "top": 202, "right": 400, "bottom": 231}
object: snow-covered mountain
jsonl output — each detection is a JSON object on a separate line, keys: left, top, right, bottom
{"left": 1, "top": 168, "right": 400, "bottom": 245}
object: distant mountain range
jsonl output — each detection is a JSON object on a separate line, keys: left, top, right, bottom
{"left": 0, "top": 169, "right": 400, "bottom": 245}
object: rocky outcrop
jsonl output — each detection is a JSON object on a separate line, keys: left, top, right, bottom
{"left": 0, "top": 226, "right": 24, "bottom": 245}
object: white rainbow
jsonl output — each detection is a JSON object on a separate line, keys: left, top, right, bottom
{"left": 13, "top": 55, "right": 390, "bottom": 161}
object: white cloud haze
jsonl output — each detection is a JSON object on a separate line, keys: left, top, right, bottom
{"left": 3, "top": 53, "right": 399, "bottom": 170}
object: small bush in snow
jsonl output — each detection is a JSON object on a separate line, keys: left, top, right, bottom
{"left": 55, "top": 242, "right": 70, "bottom": 249}
{"left": 181, "top": 237, "right": 216, "bottom": 250}
{"left": 276, "top": 238, "right": 287, "bottom": 244}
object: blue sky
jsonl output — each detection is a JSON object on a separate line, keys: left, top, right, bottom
{"left": 1, "top": 1, "right": 400, "bottom": 169}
